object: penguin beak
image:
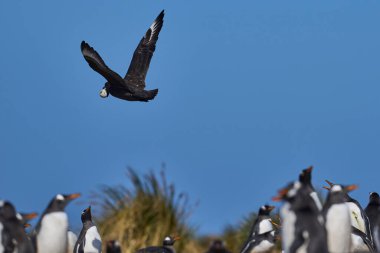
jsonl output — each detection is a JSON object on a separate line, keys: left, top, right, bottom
{"left": 65, "top": 193, "right": 81, "bottom": 200}
{"left": 24, "top": 223, "right": 31, "bottom": 228}
{"left": 323, "top": 186, "right": 331, "bottom": 191}
{"left": 22, "top": 212, "right": 38, "bottom": 221}
{"left": 345, "top": 184, "right": 358, "bottom": 192}
{"left": 305, "top": 166, "right": 313, "bottom": 173}
{"left": 267, "top": 206, "right": 275, "bottom": 212}
{"left": 173, "top": 236, "right": 181, "bottom": 241}
{"left": 325, "top": 179, "right": 335, "bottom": 187}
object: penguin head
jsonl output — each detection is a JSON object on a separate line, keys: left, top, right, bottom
{"left": 210, "top": 239, "right": 225, "bottom": 250}
{"left": 258, "top": 205, "right": 275, "bottom": 216}
{"left": 0, "top": 201, "right": 17, "bottom": 220}
{"left": 272, "top": 181, "right": 301, "bottom": 202}
{"left": 369, "top": 192, "right": 380, "bottom": 204}
{"left": 163, "top": 236, "right": 180, "bottom": 246}
{"left": 106, "top": 240, "right": 121, "bottom": 252}
{"left": 46, "top": 193, "right": 81, "bottom": 212}
{"left": 299, "top": 166, "right": 313, "bottom": 186}
{"left": 81, "top": 206, "right": 92, "bottom": 223}
{"left": 100, "top": 83, "right": 110, "bottom": 98}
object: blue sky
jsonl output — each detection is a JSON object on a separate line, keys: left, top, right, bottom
{"left": 1, "top": 0, "right": 380, "bottom": 234}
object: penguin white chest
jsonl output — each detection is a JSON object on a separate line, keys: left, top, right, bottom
{"left": 37, "top": 212, "right": 68, "bottom": 253}
{"left": 326, "top": 204, "right": 352, "bottom": 253}
{"left": 83, "top": 226, "right": 102, "bottom": 253}
{"left": 251, "top": 240, "right": 274, "bottom": 253}
{"left": 280, "top": 204, "right": 296, "bottom": 252}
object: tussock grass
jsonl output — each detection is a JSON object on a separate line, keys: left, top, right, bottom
{"left": 92, "top": 168, "right": 198, "bottom": 253}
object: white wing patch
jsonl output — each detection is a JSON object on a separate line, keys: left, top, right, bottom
{"left": 258, "top": 219, "right": 274, "bottom": 235}
{"left": 309, "top": 192, "right": 322, "bottom": 211}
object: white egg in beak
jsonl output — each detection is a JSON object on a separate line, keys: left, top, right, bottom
{"left": 100, "top": 88, "right": 108, "bottom": 98}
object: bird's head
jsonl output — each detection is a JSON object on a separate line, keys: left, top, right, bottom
{"left": 163, "top": 236, "right": 180, "bottom": 246}
{"left": 100, "top": 84, "right": 109, "bottom": 98}
{"left": 46, "top": 193, "right": 81, "bottom": 212}
{"left": 258, "top": 205, "right": 275, "bottom": 215}
{"left": 81, "top": 206, "right": 92, "bottom": 223}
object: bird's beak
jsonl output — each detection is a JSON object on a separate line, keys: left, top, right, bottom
{"left": 267, "top": 206, "right": 275, "bottom": 212}
{"left": 323, "top": 186, "right": 331, "bottom": 191}
{"left": 24, "top": 223, "right": 31, "bottom": 228}
{"left": 305, "top": 166, "right": 313, "bottom": 173}
{"left": 66, "top": 193, "right": 81, "bottom": 200}
{"left": 272, "top": 195, "right": 283, "bottom": 202}
{"left": 345, "top": 184, "right": 358, "bottom": 192}
{"left": 325, "top": 179, "right": 334, "bottom": 187}
{"left": 22, "top": 212, "right": 38, "bottom": 221}
{"left": 173, "top": 236, "right": 181, "bottom": 241}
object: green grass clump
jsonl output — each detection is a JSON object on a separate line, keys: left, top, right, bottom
{"left": 92, "top": 168, "right": 198, "bottom": 253}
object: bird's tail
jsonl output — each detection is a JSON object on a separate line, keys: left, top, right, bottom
{"left": 145, "top": 89, "right": 159, "bottom": 101}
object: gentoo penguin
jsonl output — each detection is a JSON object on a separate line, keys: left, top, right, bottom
{"left": 365, "top": 192, "right": 380, "bottom": 251}
{"left": 81, "top": 10, "right": 165, "bottom": 102}
{"left": 323, "top": 184, "right": 357, "bottom": 253}
{"left": 298, "top": 166, "right": 322, "bottom": 211}
{"left": 136, "top": 236, "right": 180, "bottom": 253}
{"left": 274, "top": 181, "right": 328, "bottom": 253}
{"left": 204, "top": 240, "right": 232, "bottom": 253}
{"left": 74, "top": 206, "right": 102, "bottom": 253}
{"left": 67, "top": 230, "right": 78, "bottom": 253}
{"left": 240, "top": 205, "right": 276, "bottom": 253}
{"left": 0, "top": 200, "right": 35, "bottom": 253}
{"left": 325, "top": 180, "right": 374, "bottom": 252}
{"left": 106, "top": 240, "right": 122, "bottom": 253}
{"left": 32, "top": 193, "right": 80, "bottom": 253}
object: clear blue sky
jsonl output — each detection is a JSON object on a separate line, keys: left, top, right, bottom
{"left": 1, "top": 0, "right": 380, "bottom": 234}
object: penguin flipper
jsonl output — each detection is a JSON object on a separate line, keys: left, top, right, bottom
{"left": 289, "top": 231, "right": 305, "bottom": 253}
{"left": 352, "top": 226, "right": 375, "bottom": 252}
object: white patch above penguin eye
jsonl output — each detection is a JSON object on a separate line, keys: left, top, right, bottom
{"left": 56, "top": 194, "right": 64, "bottom": 201}
{"left": 331, "top": 185, "right": 343, "bottom": 192}
{"left": 164, "top": 236, "right": 171, "bottom": 241}
{"left": 0, "top": 201, "right": 4, "bottom": 207}
{"left": 16, "top": 213, "right": 22, "bottom": 220}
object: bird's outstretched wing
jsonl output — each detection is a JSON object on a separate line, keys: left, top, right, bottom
{"left": 81, "top": 41, "right": 130, "bottom": 91}
{"left": 124, "top": 10, "right": 165, "bottom": 90}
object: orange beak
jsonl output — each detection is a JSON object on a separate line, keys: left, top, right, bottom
{"left": 22, "top": 212, "right": 38, "bottom": 221}
{"left": 66, "top": 193, "right": 81, "bottom": 200}
{"left": 323, "top": 186, "right": 331, "bottom": 191}
{"left": 173, "top": 236, "right": 181, "bottom": 241}
{"left": 345, "top": 184, "right": 358, "bottom": 192}
{"left": 305, "top": 166, "right": 313, "bottom": 173}
{"left": 325, "top": 180, "right": 334, "bottom": 187}
{"left": 267, "top": 205, "right": 275, "bottom": 212}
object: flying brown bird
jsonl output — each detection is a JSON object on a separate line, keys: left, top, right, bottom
{"left": 81, "top": 10, "right": 164, "bottom": 102}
